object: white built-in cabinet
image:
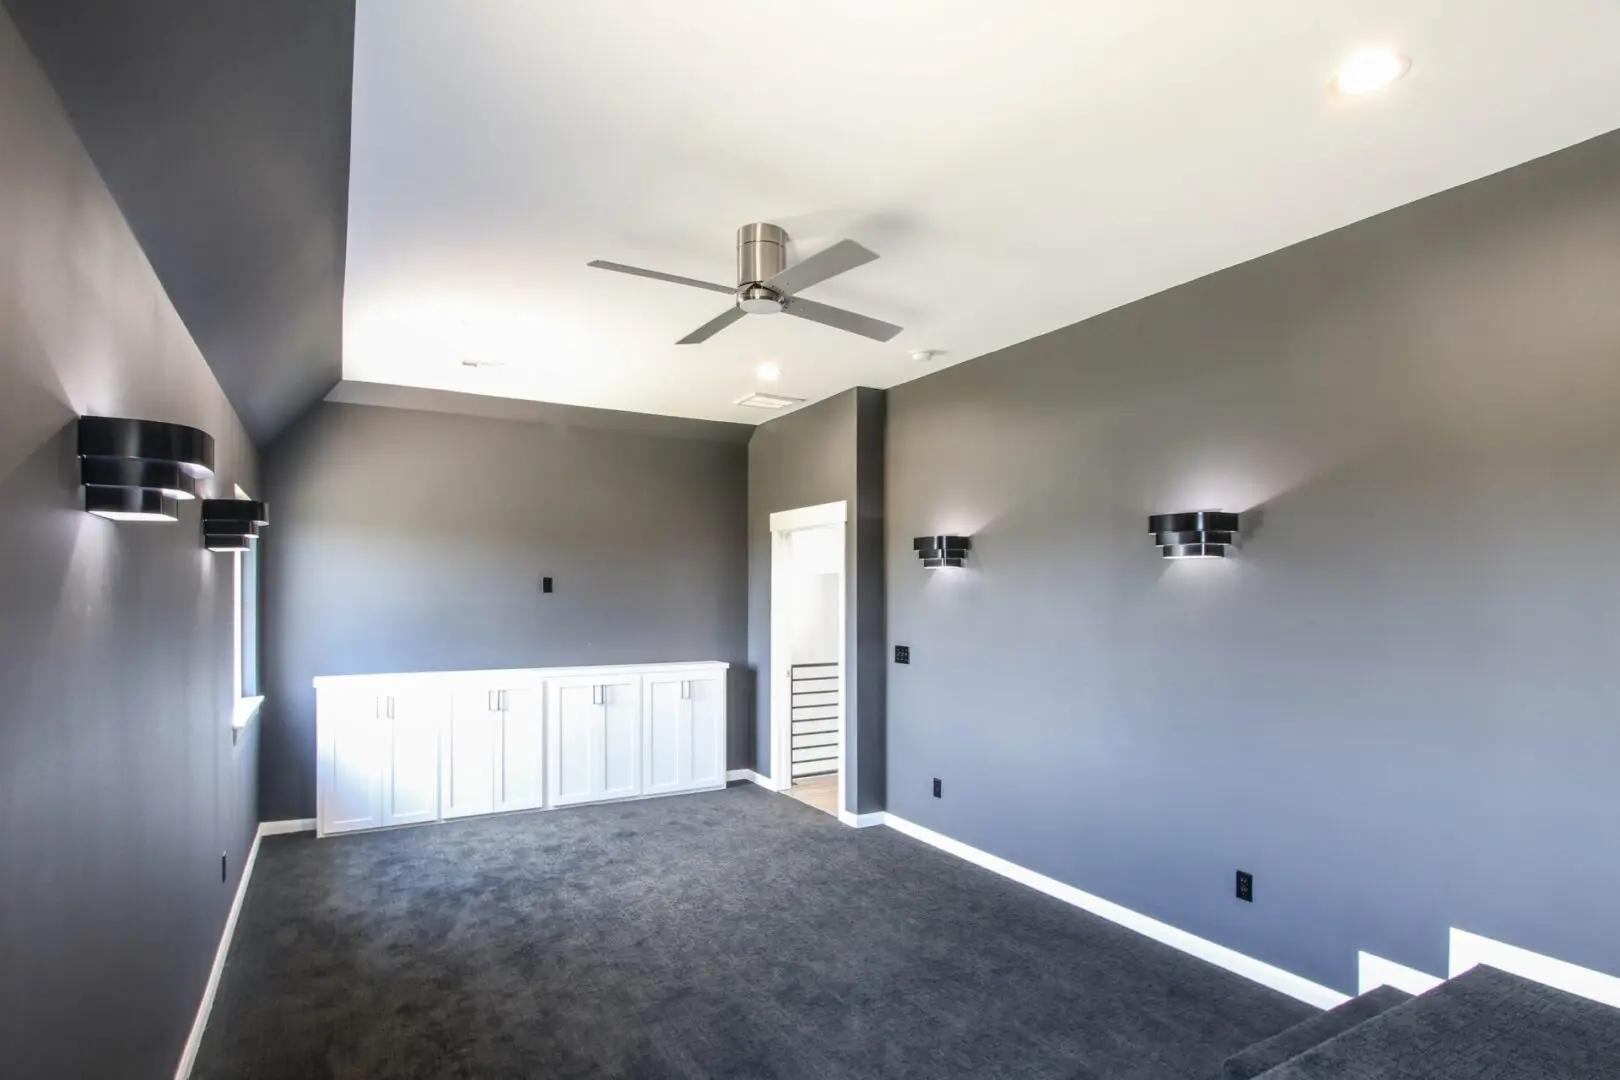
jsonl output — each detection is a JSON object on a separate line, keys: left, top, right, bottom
{"left": 316, "top": 663, "right": 728, "bottom": 836}
{"left": 643, "top": 670, "right": 726, "bottom": 796}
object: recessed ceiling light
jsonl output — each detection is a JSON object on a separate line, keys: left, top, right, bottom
{"left": 734, "top": 392, "right": 804, "bottom": 410}
{"left": 755, "top": 361, "right": 781, "bottom": 382}
{"left": 1331, "top": 51, "right": 1410, "bottom": 96}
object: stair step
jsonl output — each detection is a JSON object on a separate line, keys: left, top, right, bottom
{"left": 1223, "top": 985, "right": 1412, "bottom": 1080}
{"left": 1252, "top": 965, "right": 1620, "bottom": 1079}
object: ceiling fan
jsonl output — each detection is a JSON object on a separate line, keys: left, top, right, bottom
{"left": 588, "top": 223, "right": 903, "bottom": 345}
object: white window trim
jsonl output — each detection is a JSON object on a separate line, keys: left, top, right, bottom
{"left": 231, "top": 483, "right": 264, "bottom": 731}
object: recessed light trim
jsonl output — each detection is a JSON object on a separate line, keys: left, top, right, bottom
{"left": 1331, "top": 51, "right": 1410, "bottom": 96}
{"left": 734, "top": 392, "right": 804, "bottom": 410}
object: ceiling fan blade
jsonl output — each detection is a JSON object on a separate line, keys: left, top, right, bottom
{"left": 763, "top": 239, "right": 878, "bottom": 296}
{"left": 783, "top": 297, "right": 902, "bottom": 343}
{"left": 587, "top": 260, "right": 734, "bottom": 295}
{"left": 676, "top": 306, "right": 747, "bottom": 345}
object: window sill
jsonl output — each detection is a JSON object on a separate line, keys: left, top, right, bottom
{"left": 232, "top": 695, "right": 265, "bottom": 732}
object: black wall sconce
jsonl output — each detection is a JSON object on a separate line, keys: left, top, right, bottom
{"left": 78, "top": 416, "right": 215, "bottom": 522}
{"left": 201, "top": 499, "right": 269, "bottom": 552}
{"left": 1149, "top": 511, "right": 1239, "bottom": 559}
{"left": 914, "top": 535, "right": 971, "bottom": 569}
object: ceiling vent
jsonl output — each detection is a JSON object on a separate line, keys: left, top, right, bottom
{"left": 734, "top": 392, "right": 804, "bottom": 410}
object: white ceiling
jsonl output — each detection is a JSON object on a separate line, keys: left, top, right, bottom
{"left": 343, "top": 1, "right": 1620, "bottom": 425}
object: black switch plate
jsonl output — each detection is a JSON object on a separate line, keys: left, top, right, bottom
{"left": 221, "top": 852, "right": 228, "bottom": 883}
{"left": 895, "top": 645, "right": 910, "bottom": 664}
{"left": 1236, "top": 870, "right": 1253, "bottom": 902}
{"left": 542, "top": 576, "right": 553, "bottom": 593}
{"left": 932, "top": 778, "right": 942, "bottom": 798}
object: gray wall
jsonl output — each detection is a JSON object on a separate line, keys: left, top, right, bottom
{"left": 260, "top": 400, "right": 748, "bottom": 821}
{"left": 747, "top": 388, "right": 887, "bottom": 813}
{"left": 885, "top": 128, "right": 1620, "bottom": 995}
{"left": 4, "top": 0, "right": 356, "bottom": 443}
{"left": 0, "top": 12, "right": 260, "bottom": 1078}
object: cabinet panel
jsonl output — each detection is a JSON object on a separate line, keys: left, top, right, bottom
{"left": 443, "top": 691, "right": 497, "bottom": 820}
{"left": 644, "top": 676, "right": 686, "bottom": 795}
{"left": 323, "top": 691, "right": 385, "bottom": 834}
{"left": 550, "top": 680, "right": 600, "bottom": 806}
{"left": 496, "top": 687, "right": 544, "bottom": 812}
{"left": 601, "top": 678, "right": 642, "bottom": 800}
{"left": 384, "top": 692, "right": 442, "bottom": 827}
{"left": 687, "top": 674, "right": 725, "bottom": 788}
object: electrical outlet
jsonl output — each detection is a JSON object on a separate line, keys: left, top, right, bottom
{"left": 932, "top": 777, "right": 942, "bottom": 798}
{"left": 895, "top": 645, "right": 911, "bottom": 664}
{"left": 542, "top": 576, "right": 554, "bottom": 594}
{"left": 1236, "top": 870, "right": 1253, "bottom": 902}
{"left": 221, "top": 852, "right": 228, "bottom": 883}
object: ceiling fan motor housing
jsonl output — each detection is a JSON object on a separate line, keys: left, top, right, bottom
{"left": 736, "top": 223, "right": 787, "bottom": 311}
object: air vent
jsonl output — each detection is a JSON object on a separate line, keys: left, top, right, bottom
{"left": 734, "top": 392, "right": 804, "bottom": 410}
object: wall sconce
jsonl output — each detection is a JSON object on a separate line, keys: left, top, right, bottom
{"left": 1149, "top": 511, "right": 1239, "bottom": 558}
{"left": 201, "top": 499, "right": 269, "bottom": 552}
{"left": 914, "top": 535, "right": 971, "bottom": 568}
{"left": 78, "top": 416, "right": 215, "bottom": 521}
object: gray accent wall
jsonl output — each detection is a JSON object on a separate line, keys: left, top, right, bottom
{"left": 0, "top": 12, "right": 260, "bottom": 1078}
{"left": 260, "top": 401, "right": 748, "bottom": 821}
{"left": 4, "top": 0, "right": 356, "bottom": 444}
{"left": 747, "top": 388, "right": 887, "bottom": 813}
{"left": 885, "top": 128, "right": 1620, "bottom": 994}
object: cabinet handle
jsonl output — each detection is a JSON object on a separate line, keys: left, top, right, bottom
{"left": 488, "top": 690, "right": 497, "bottom": 712}
{"left": 500, "top": 689, "right": 508, "bottom": 711}
{"left": 389, "top": 696, "right": 395, "bottom": 719}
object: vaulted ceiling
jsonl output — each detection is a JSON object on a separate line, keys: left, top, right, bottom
{"left": 11, "top": 2, "right": 1620, "bottom": 436}
{"left": 343, "top": 1, "right": 1620, "bottom": 424}
{"left": 4, "top": 0, "right": 355, "bottom": 446}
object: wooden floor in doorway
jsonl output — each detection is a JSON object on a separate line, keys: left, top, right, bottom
{"left": 785, "top": 773, "right": 838, "bottom": 816}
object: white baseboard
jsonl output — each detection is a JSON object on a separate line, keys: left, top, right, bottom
{"left": 839, "top": 810, "right": 887, "bottom": 828}
{"left": 1358, "top": 950, "right": 1444, "bottom": 996}
{"left": 173, "top": 822, "right": 271, "bottom": 1079}
{"left": 727, "top": 768, "right": 774, "bottom": 789}
{"left": 259, "top": 818, "right": 316, "bottom": 836}
{"left": 1450, "top": 928, "right": 1620, "bottom": 1009}
{"left": 883, "top": 814, "right": 1348, "bottom": 1010}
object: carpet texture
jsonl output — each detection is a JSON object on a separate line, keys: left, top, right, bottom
{"left": 1222, "top": 985, "right": 1411, "bottom": 1080}
{"left": 193, "top": 785, "right": 1314, "bottom": 1079}
{"left": 1254, "top": 964, "right": 1620, "bottom": 1079}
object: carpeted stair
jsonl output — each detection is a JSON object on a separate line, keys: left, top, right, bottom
{"left": 1222, "top": 984, "right": 1411, "bottom": 1079}
{"left": 1216, "top": 965, "right": 1620, "bottom": 1079}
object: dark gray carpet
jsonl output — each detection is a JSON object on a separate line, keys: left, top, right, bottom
{"left": 1254, "top": 965, "right": 1620, "bottom": 1079}
{"left": 1222, "top": 985, "right": 1411, "bottom": 1080}
{"left": 194, "top": 785, "right": 1313, "bottom": 1079}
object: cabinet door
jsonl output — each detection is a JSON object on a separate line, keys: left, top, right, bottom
{"left": 643, "top": 674, "right": 688, "bottom": 795}
{"left": 686, "top": 673, "right": 726, "bottom": 788}
{"left": 599, "top": 675, "right": 642, "bottom": 800}
{"left": 548, "top": 678, "right": 603, "bottom": 807}
{"left": 443, "top": 689, "right": 498, "bottom": 820}
{"left": 383, "top": 689, "right": 443, "bottom": 827}
{"left": 495, "top": 686, "right": 545, "bottom": 812}
{"left": 321, "top": 689, "right": 386, "bottom": 835}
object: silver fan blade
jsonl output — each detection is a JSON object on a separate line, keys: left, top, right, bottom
{"left": 587, "top": 260, "right": 734, "bottom": 295}
{"left": 676, "top": 305, "right": 747, "bottom": 345}
{"left": 783, "top": 297, "right": 902, "bottom": 342}
{"left": 764, "top": 239, "right": 878, "bottom": 296}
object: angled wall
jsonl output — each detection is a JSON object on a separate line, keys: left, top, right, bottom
{"left": 885, "top": 128, "right": 1620, "bottom": 994}
{"left": 0, "top": 12, "right": 260, "bottom": 1078}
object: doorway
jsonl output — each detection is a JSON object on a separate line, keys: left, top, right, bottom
{"left": 768, "top": 501, "right": 846, "bottom": 818}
